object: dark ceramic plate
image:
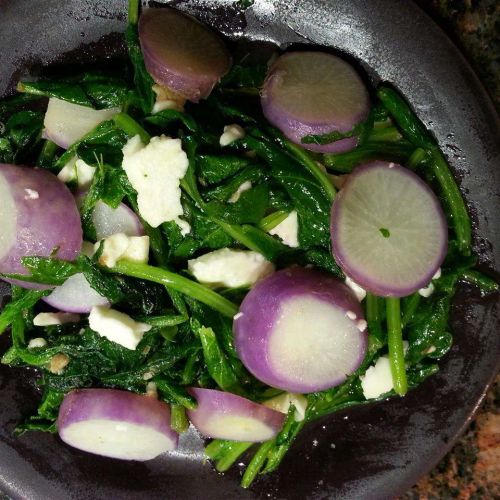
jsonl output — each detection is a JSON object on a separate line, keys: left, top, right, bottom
{"left": 0, "top": 1, "right": 499, "bottom": 498}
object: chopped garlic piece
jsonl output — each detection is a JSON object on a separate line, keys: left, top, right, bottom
{"left": 263, "top": 393, "right": 308, "bottom": 422}
{"left": 28, "top": 338, "right": 47, "bottom": 349}
{"left": 49, "top": 353, "right": 70, "bottom": 375}
{"left": 57, "top": 156, "right": 96, "bottom": 189}
{"left": 152, "top": 84, "right": 186, "bottom": 113}
{"left": 344, "top": 276, "right": 367, "bottom": 302}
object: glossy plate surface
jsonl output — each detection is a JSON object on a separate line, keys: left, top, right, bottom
{"left": 0, "top": 1, "right": 499, "bottom": 498}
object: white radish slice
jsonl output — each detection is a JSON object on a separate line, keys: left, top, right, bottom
{"left": 261, "top": 52, "right": 370, "bottom": 153}
{"left": 139, "top": 8, "right": 231, "bottom": 102}
{"left": 44, "top": 98, "right": 120, "bottom": 149}
{"left": 92, "top": 200, "right": 144, "bottom": 241}
{"left": 187, "top": 388, "right": 285, "bottom": 442}
{"left": 57, "top": 389, "right": 178, "bottom": 461}
{"left": 0, "top": 163, "right": 82, "bottom": 289}
{"left": 234, "top": 267, "right": 367, "bottom": 393}
{"left": 43, "top": 273, "right": 110, "bottom": 313}
{"left": 331, "top": 161, "right": 448, "bottom": 297}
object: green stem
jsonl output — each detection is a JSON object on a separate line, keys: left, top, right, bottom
{"left": 170, "top": 405, "right": 189, "bottom": 433}
{"left": 401, "top": 293, "right": 421, "bottom": 328}
{"left": 278, "top": 138, "right": 336, "bottom": 202}
{"left": 427, "top": 148, "right": 471, "bottom": 255}
{"left": 205, "top": 439, "right": 229, "bottom": 460}
{"left": 367, "top": 126, "right": 402, "bottom": 143}
{"left": 406, "top": 147, "right": 427, "bottom": 170}
{"left": 366, "top": 293, "right": 384, "bottom": 342}
{"left": 386, "top": 297, "right": 407, "bottom": 396}
{"left": 37, "top": 140, "right": 59, "bottom": 167}
{"left": 257, "top": 210, "right": 290, "bottom": 231}
{"left": 215, "top": 441, "right": 253, "bottom": 472}
{"left": 461, "top": 270, "right": 499, "bottom": 294}
{"left": 128, "top": 0, "right": 139, "bottom": 25}
{"left": 113, "top": 112, "right": 150, "bottom": 144}
{"left": 109, "top": 260, "right": 239, "bottom": 318}
{"left": 241, "top": 440, "right": 275, "bottom": 488}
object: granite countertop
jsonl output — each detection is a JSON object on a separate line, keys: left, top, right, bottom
{"left": 404, "top": 1, "right": 499, "bottom": 498}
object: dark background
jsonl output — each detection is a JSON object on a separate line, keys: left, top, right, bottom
{"left": 406, "top": 1, "right": 499, "bottom": 497}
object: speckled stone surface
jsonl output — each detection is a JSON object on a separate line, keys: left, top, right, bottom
{"left": 404, "top": 1, "right": 499, "bottom": 497}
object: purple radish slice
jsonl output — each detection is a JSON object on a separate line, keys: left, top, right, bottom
{"left": 331, "top": 161, "right": 448, "bottom": 297}
{"left": 92, "top": 200, "right": 144, "bottom": 241}
{"left": 43, "top": 199, "right": 143, "bottom": 312}
{"left": 139, "top": 8, "right": 231, "bottom": 102}
{"left": 261, "top": 51, "right": 370, "bottom": 153}
{"left": 187, "top": 388, "right": 285, "bottom": 442}
{"left": 44, "top": 98, "right": 120, "bottom": 149}
{"left": 0, "top": 163, "right": 82, "bottom": 289}
{"left": 43, "top": 273, "right": 110, "bottom": 313}
{"left": 57, "top": 389, "right": 178, "bottom": 461}
{"left": 234, "top": 267, "right": 367, "bottom": 393}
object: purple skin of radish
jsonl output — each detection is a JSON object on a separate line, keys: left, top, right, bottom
{"left": 331, "top": 161, "right": 448, "bottom": 297}
{"left": 261, "top": 52, "right": 370, "bottom": 154}
{"left": 57, "top": 389, "right": 178, "bottom": 461}
{"left": 187, "top": 388, "right": 285, "bottom": 442}
{"left": 139, "top": 8, "right": 231, "bottom": 102}
{"left": 0, "top": 163, "right": 82, "bottom": 289}
{"left": 234, "top": 267, "right": 368, "bottom": 393}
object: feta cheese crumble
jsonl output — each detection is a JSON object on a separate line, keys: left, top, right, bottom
{"left": 95, "top": 233, "right": 150, "bottom": 268}
{"left": 263, "top": 393, "right": 308, "bottom": 422}
{"left": 188, "top": 248, "right": 275, "bottom": 288}
{"left": 418, "top": 268, "right": 442, "bottom": 297}
{"left": 344, "top": 276, "right": 367, "bottom": 302}
{"left": 360, "top": 356, "right": 393, "bottom": 399}
{"left": 122, "top": 135, "right": 190, "bottom": 234}
{"left": 89, "top": 306, "right": 152, "bottom": 350}
{"left": 268, "top": 210, "right": 299, "bottom": 248}
{"left": 219, "top": 124, "right": 245, "bottom": 146}
{"left": 33, "top": 312, "right": 80, "bottom": 326}
{"left": 24, "top": 188, "right": 39, "bottom": 200}
{"left": 57, "top": 156, "right": 96, "bottom": 189}
{"left": 28, "top": 338, "right": 47, "bottom": 349}
{"left": 228, "top": 181, "right": 252, "bottom": 203}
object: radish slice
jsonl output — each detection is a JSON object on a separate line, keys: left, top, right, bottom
{"left": 0, "top": 163, "right": 82, "bottom": 288}
{"left": 57, "top": 389, "right": 178, "bottom": 461}
{"left": 187, "top": 388, "right": 285, "bottom": 442}
{"left": 139, "top": 8, "right": 231, "bottom": 102}
{"left": 261, "top": 52, "right": 370, "bottom": 153}
{"left": 331, "top": 161, "right": 448, "bottom": 297}
{"left": 92, "top": 200, "right": 144, "bottom": 241}
{"left": 44, "top": 98, "right": 120, "bottom": 149}
{"left": 43, "top": 273, "right": 110, "bottom": 313}
{"left": 234, "top": 267, "right": 367, "bottom": 393}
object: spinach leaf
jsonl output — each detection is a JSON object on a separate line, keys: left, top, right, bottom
{"left": 197, "top": 155, "right": 255, "bottom": 185}
{"left": 146, "top": 109, "right": 198, "bottom": 133}
{"left": 0, "top": 111, "right": 44, "bottom": 163}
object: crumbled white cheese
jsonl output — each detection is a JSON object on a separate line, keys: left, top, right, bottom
{"left": 268, "top": 210, "right": 299, "bottom": 248}
{"left": 89, "top": 306, "right": 151, "bottom": 350}
{"left": 33, "top": 312, "right": 80, "bottom": 326}
{"left": 425, "top": 345, "right": 437, "bottom": 354}
{"left": 151, "top": 84, "right": 186, "bottom": 114}
{"left": 228, "top": 181, "right": 252, "bottom": 203}
{"left": 418, "top": 268, "right": 442, "bottom": 297}
{"left": 356, "top": 319, "right": 368, "bottom": 332}
{"left": 344, "top": 276, "right": 367, "bottom": 302}
{"left": 219, "top": 124, "right": 245, "bottom": 147}
{"left": 28, "top": 337, "right": 47, "bottom": 349}
{"left": 95, "top": 233, "right": 150, "bottom": 268}
{"left": 122, "top": 135, "right": 190, "bottom": 234}
{"left": 263, "top": 393, "right": 308, "bottom": 422}
{"left": 345, "top": 310, "right": 357, "bottom": 320}
{"left": 57, "top": 156, "right": 96, "bottom": 189}
{"left": 24, "top": 188, "right": 39, "bottom": 200}
{"left": 360, "top": 356, "right": 394, "bottom": 399}
{"left": 188, "top": 248, "right": 275, "bottom": 288}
